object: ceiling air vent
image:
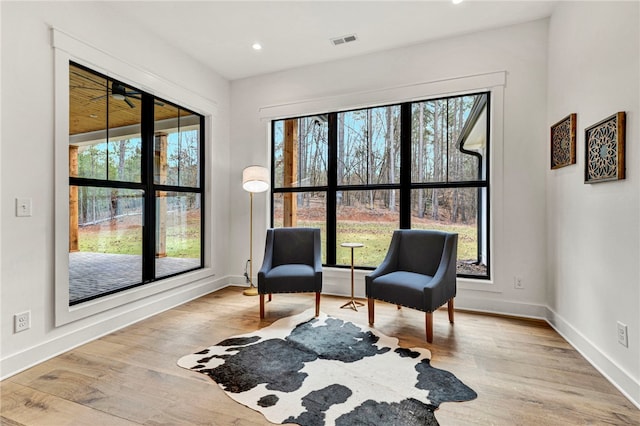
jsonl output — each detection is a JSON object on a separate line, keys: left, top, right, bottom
{"left": 331, "top": 34, "right": 358, "bottom": 46}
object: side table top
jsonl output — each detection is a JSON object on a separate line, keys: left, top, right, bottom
{"left": 340, "top": 242, "right": 364, "bottom": 248}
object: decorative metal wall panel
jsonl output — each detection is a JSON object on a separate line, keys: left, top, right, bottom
{"left": 584, "top": 112, "right": 626, "bottom": 183}
{"left": 551, "top": 113, "right": 576, "bottom": 169}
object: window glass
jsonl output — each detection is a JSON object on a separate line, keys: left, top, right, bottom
{"left": 447, "top": 95, "right": 485, "bottom": 182}
{"left": 155, "top": 191, "right": 201, "bottom": 278}
{"left": 74, "top": 142, "right": 108, "bottom": 180}
{"left": 155, "top": 105, "right": 201, "bottom": 188}
{"left": 411, "top": 99, "right": 447, "bottom": 183}
{"left": 273, "top": 191, "right": 327, "bottom": 263}
{"left": 411, "top": 95, "right": 484, "bottom": 184}
{"left": 410, "top": 187, "right": 487, "bottom": 276}
{"left": 273, "top": 116, "right": 328, "bottom": 188}
{"left": 107, "top": 137, "right": 142, "bottom": 182}
{"left": 336, "top": 189, "right": 398, "bottom": 267}
{"left": 68, "top": 64, "right": 105, "bottom": 180}
{"left": 69, "top": 186, "right": 143, "bottom": 303}
{"left": 69, "top": 66, "right": 142, "bottom": 183}
{"left": 337, "top": 106, "right": 400, "bottom": 186}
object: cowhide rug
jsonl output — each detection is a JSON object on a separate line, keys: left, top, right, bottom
{"left": 178, "top": 310, "right": 477, "bottom": 425}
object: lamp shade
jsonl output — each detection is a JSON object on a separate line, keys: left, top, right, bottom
{"left": 242, "top": 165, "right": 269, "bottom": 193}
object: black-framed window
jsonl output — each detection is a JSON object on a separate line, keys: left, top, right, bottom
{"left": 68, "top": 62, "right": 205, "bottom": 304}
{"left": 271, "top": 92, "right": 489, "bottom": 278}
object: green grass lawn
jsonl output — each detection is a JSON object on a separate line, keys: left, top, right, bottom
{"left": 79, "top": 227, "right": 143, "bottom": 255}
{"left": 78, "top": 220, "right": 201, "bottom": 259}
{"left": 78, "top": 217, "right": 477, "bottom": 268}
{"left": 297, "top": 220, "right": 477, "bottom": 267}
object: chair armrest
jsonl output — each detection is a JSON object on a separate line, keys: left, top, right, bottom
{"left": 257, "top": 229, "right": 275, "bottom": 280}
{"left": 312, "top": 228, "right": 323, "bottom": 275}
{"left": 312, "top": 228, "right": 323, "bottom": 289}
{"left": 366, "top": 231, "right": 401, "bottom": 284}
{"left": 422, "top": 233, "right": 458, "bottom": 308}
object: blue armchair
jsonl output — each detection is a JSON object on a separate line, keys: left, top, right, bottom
{"left": 258, "top": 227, "right": 323, "bottom": 319}
{"left": 366, "top": 229, "right": 458, "bottom": 343}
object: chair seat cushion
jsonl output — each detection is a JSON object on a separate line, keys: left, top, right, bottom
{"left": 260, "top": 264, "right": 319, "bottom": 294}
{"left": 267, "top": 264, "right": 315, "bottom": 279}
{"left": 370, "top": 271, "right": 433, "bottom": 311}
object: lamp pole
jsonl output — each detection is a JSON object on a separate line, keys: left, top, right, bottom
{"left": 243, "top": 191, "right": 257, "bottom": 296}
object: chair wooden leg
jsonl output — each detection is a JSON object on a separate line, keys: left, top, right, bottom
{"left": 260, "top": 294, "right": 265, "bottom": 319}
{"left": 448, "top": 298, "right": 455, "bottom": 324}
{"left": 426, "top": 312, "right": 433, "bottom": 343}
{"left": 368, "top": 298, "right": 375, "bottom": 325}
{"left": 268, "top": 293, "right": 272, "bottom": 302}
{"left": 315, "top": 292, "right": 320, "bottom": 317}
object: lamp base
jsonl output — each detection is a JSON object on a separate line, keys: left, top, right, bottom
{"left": 243, "top": 285, "right": 259, "bottom": 296}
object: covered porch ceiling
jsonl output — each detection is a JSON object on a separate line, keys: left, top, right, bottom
{"left": 69, "top": 64, "right": 184, "bottom": 138}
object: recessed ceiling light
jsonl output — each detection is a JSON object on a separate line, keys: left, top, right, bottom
{"left": 452, "top": 0, "right": 464, "bottom": 4}
{"left": 252, "top": 43, "right": 262, "bottom": 51}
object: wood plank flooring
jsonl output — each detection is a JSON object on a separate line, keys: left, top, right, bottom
{"left": 2, "top": 286, "right": 638, "bottom": 425}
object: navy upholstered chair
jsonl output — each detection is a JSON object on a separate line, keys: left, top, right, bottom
{"left": 366, "top": 229, "right": 458, "bottom": 343}
{"left": 257, "top": 227, "right": 323, "bottom": 319}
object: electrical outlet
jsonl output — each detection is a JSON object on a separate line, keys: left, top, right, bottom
{"left": 514, "top": 276, "right": 524, "bottom": 289}
{"left": 14, "top": 311, "right": 31, "bottom": 333}
{"left": 617, "top": 322, "right": 628, "bottom": 348}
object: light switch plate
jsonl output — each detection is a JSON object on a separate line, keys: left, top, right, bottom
{"left": 16, "top": 198, "right": 32, "bottom": 217}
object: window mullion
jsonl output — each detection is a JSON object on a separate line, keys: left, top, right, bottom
{"left": 269, "top": 120, "right": 276, "bottom": 227}
{"left": 399, "top": 103, "right": 412, "bottom": 229}
{"left": 141, "top": 94, "right": 156, "bottom": 282}
{"left": 327, "top": 112, "right": 338, "bottom": 265}
{"left": 446, "top": 99, "right": 450, "bottom": 184}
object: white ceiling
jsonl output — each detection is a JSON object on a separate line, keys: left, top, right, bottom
{"left": 107, "top": 1, "right": 557, "bottom": 81}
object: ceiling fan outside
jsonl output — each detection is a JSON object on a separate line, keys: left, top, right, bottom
{"left": 90, "top": 82, "right": 142, "bottom": 108}
{"left": 71, "top": 69, "right": 166, "bottom": 109}
{"left": 110, "top": 82, "right": 141, "bottom": 108}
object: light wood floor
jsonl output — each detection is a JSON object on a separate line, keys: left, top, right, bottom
{"left": 2, "top": 286, "right": 638, "bottom": 425}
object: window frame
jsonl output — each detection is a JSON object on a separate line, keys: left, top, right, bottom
{"left": 53, "top": 28, "right": 217, "bottom": 325}
{"left": 68, "top": 62, "right": 206, "bottom": 305}
{"left": 270, "top": 92, "right": 491, "bottom": 279}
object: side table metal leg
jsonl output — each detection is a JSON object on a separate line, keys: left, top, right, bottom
{"left": 340, "top": 247, "right": 364, "bottom": 311}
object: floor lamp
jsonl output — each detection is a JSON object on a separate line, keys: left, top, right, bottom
{"left": 242, "top": 165, "right": 270, "bottom": 296}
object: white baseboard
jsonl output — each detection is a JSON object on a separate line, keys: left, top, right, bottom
{"left": 545, "top": 307, "right": 640, "bottom": 409}
{"left": 228, "top": 275, "right": 253, "bottom": 287}
{"left": 455, "top": 294, "right": 548, "bottom": 320}
{"left": 0, "top": 275, "right": 230, "bottom": 381}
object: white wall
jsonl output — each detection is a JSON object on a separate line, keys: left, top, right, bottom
{"left": 0, "top": 2, "right": 231, "bottom": 377}
{"left": 230, "top": 20, "right": 549, "bottom": 316}
{"left": 546, "top": 1, "right": 639, "bottom": 406}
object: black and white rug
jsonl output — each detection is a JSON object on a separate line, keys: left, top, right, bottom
{"left": 178, "top": 310, "right": 477, "bottom": 425}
